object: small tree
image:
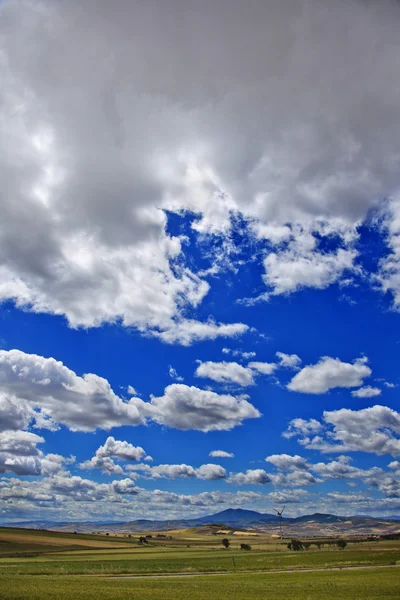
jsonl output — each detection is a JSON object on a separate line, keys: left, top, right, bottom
{"left": 337, "top": 539, "right": 347, "bottom": 550}
{"left": 222, "top": 538, "right": 230, "bottom": 549}
{"left": 240, "top": 543, "right": 251, "bottom": 551}
{"left": 288, "top": 538, "right": 303, "bottom": 551}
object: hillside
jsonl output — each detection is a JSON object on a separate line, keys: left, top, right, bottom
{"left": 4, "top": 509, "right": 400, "bottom": 536}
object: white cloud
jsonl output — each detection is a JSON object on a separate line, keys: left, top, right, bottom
{"left": 388, "top": 461, "right": 400, "bottom": 470}
{"left": 287, "top": 356, "right": 371, "bottom": 394}
{"left": 263, "top": 244, "right": 357, "bottom": 296}
{"left": 265, "top": 454, "right": 309, "bottom": 471}
{"left": 326, "top": 492, "right": 369, "bottom": 504}
{"left": 0, "top": 349, "right": 144, "bottom": 432}
{"left": 80, "top": 437, "right": 147, "bottom": 475}
{"left": 129, "top": 463, "right": 227, "bottom": 481}
{"left": 377, "top": 198, "right": 400, "bottom": 309}
{"left": 195, "top": 361, "right": 255, "bottom": 386}
{"left": 248, "top": 361, "right": 277, "bottom": 376}
{"left": 0, "top": 350, "right": 261, "bottom": 434}
{"left": 0, "top": 0, "right": 400, "bottom": 333}
{"left": 284, "top": 405, "right": 400, "bottom": 456}
{"left": 351, "top": 386, "right": 381, "bottom": 398}
{"left": 96, "top": 437, "right": 147, "bottom": 462}
{"left": 222, "top": 348, "right": 256, "bottom": 360}
{"left": 151, "top": 320, "right": 248, "bottom": 346}
{"left": 209, "top": 450, "right": 234, "bottom": 458}
{"left": 276, "top": 352, "right": 302, "bottom": 369}
{"left": 227, "top": 469, "right": 271, "bottom": 486}
{"left": 169, "top": 366, "right": 184, "bottom": 382}
{"left": 80, "top": 456, "right": 124, "bottom": 476}
{"left": 0, "top": 430, "right": 72, "bottom": 476}
{"left": 267, "top": 489, "right": 309, "bottom": 504}
{"left": 131, "top": 384, "right": 261, "bottom": 431}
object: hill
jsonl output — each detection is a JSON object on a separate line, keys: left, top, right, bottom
{"left": 3, "top": 509, "right": 400, "bottom": 536}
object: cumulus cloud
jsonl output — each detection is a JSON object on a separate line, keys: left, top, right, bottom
{"left": 263, "top": 246, "right": 356, "bottom": 296}
{"left": 0, "top": 430, "right": 72, "bottom": 476}
{"left": 265, "top": 454, "right": 310, "bottom": 471}
{"left": 209, "top": 450, "right": 234, "bottom": 458}
{"left": 247, "top": 361, "right": 277, "bottom": 376}
{"left": 195, "top": 361, "right": 255, "bottom": 386}
{"left": 276, "top": 352, "right": 302, "bottom": 369}
{"left": 128, "top": 462, "right": 226, "bottom": 481}
{"left": 284, "top": 405, "right": 400, "bottom": 455}
{"left": 0, "top": 0, "right": 400, "bottom": 335}
{"left": 0, "top": 350, "right": 261, "bottom": 434}
{"left": 130, "top": 384, "right": 261, "bottom": 431}
{"left": 287, "top": 356, "right": 371, "bottom": 394}
{"left": 312, "top": 456, "right": 380, "bottom": 481}
{"left": 326, "top": 492, "right": 369, "bottom": 504}
{"left": 351, "top": 386, "right": 381, "bottom": 398}
{"left": 267, "top": 489, "right": 309, "bottom": 504}
{"left": 151, "top": 320, "right": 248, "bottom": 346}
{"left": 80, "top": 437, "right": 147, "bottom": 475}
{"left": 0, "top": 349, "right": 144, "bottom": 432}
{"left": 227, "top": 469, "right": 272, "bottom": 486}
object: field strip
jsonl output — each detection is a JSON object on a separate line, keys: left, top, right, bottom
{"left": 102, "top": 562, "right": 400, "bottom": 580}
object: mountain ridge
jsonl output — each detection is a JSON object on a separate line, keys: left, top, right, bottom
{"left": 2, "top": 508, "right": 400, "bottom": 535}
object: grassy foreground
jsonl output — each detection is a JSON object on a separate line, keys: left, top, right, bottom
{"left": 1, "top": 568, "right": 399, "bottom": 600}
{"left": 1, "top": 527, "right": 399, "bottom": 598}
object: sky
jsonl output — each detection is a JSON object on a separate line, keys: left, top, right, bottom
{"left": 1, "top": 0, "right": 400, "bottom": 523}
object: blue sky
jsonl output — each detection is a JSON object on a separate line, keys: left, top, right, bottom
{"left": 1, "top": 0, "right": 400, "bottom": 522}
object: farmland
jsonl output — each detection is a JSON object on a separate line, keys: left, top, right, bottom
{"left": 0, "top": 526, "right": 399, "bottom": 598}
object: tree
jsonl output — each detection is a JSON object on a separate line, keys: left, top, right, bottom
{"left": 288, "top": 538, "right": 303, "bottom": 551}
{"left": 337, "top": 539, "right": 347, "bottom": 550}
{"left": 240, "top": 543, "right": 251, "bottom": 551}
{"left": 222, "top": 538, "right": 230, "bottom": 549}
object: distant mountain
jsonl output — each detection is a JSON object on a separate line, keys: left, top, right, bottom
{"left": 2, "top": 509, "right": 400, "bottom": 535}
{"left": 292, "top": 513, "right": 345, "bottom": 524}
{"left": 198, "top": 508, "right": 279, "bottom": 524}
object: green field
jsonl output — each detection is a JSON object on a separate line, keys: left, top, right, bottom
{"left": 0, "top": 527, "right": 399, "bottom": 598}
{"left": 1, "top": 569, "right": 399, "bottom": 600}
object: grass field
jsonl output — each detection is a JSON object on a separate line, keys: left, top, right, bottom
{"left": 1, "top": 569, "right": 399, "bottom": 600}
{"left": 0, "top": 526, "right": 399, "bottom": 598}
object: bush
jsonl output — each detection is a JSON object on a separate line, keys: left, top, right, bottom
{"left": 287, "top": 538, "right": 304, "bottom": 551}
{"left": 240, "top": 543, "right": 251, "bottom": 551}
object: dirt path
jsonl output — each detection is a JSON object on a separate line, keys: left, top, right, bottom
{"left": 105, "top": 562, "right": 400, "bottom": 580}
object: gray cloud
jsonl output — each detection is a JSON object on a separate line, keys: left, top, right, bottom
{"left": 0, "top": 0, "right": 400, "bottom": 334}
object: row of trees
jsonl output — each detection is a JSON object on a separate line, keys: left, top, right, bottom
{"left": 222, "top": 538, "right": 251, "bottom": 550}
{"left": 287, "top": 538, "right": 347, "bottom": 551}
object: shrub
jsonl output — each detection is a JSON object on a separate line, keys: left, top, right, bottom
{"left": 240, "top": 543, "right": 251, "bottom": 551}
